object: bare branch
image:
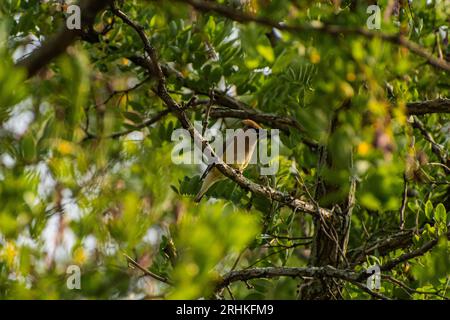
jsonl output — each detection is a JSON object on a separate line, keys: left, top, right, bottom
{"left": 382, "top": 275, "right": 449, "bottom": 300}
{"left": 350, "top": 281, "right": 391, "bottom": 300}
{"left": 411, "top": 116, "right": 449, "bottom": 173}
{"left": 216, "top": 265, "right": 389, "bottom": 299}
{"left": 124, "top": 253, "right": 173, "bottom": 285}
{"left": 349, "top": 228, "right": 417, "bottom": 264}
{"left": 399, "top": 175, "right": 408, "bottom": 230}
{"left": 407, "top": 99, "right": 450, "bottom": 115}
{"left": 83, "top": 108, "right": 170, "bottom": 141}
{"left": 380, "top": 231, "right": 449, "bottom": 272}
{"left": 351, "top": 221, "right": 450, "bottom": 265}
{"left": 216, "top": 266, "right": 359, "bottom": 290}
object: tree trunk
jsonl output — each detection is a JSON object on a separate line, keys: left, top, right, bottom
{"left": 298, "top": 114, "right": 356, "bottom": 300}
{"left": 298, "top": 185, "right": 355, "bottom": 299}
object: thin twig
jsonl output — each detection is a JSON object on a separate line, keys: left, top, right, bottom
{"left": 124, "top": 253, "right": 173, "bottom": 285}
{"left": 382, "top": 275, "right": 449, "bottom": 300}
{"left": 399, "top": 174, "right": 408, "bottom": 230}
{"left": 179, "top": 0, "right": 450, "bottom": 72}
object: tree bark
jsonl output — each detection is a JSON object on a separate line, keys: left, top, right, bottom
{"left": 298, "top": 106, "right": 356, "bottom": 300}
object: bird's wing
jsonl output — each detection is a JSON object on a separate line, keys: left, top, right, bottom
{"left": 200, "top": 133, "right": 236, "bottom": 180}
{"left": 200, "top": 163, "right": 214, "bottom": 180}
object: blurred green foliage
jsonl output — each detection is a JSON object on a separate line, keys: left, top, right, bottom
{"left": 0, "top": 0, "right": 449, "bottom": 300}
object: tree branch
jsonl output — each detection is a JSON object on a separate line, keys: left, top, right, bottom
{"left": 349, "top": 228, "right": 417, "bottom": 264}
{"left": 350, "top": 217, "right": 450, "bottom": 265}
{"left": 112, "top": 5, "right": 333, "bottom": 219}
{"left": 216, "top": 266, "right": 359, "bottom": 291}
{"left": 407, "top": 99, "right": 450, "bottom": 115}
{"left": 126, "top": 55, "right": 313, "bottom": 135}
{"left": 83, "top": 108, "right": 170, "bottom": 141}
{"left": 127, "top": 56, "right": 448, "bottom": 154}
{"left": 411, "top": 116, "right": 449, "bottom": 173}
{"left": 16, "top": 0, "right": 113, "bottom": 78}
{"left": 382, "top": 275, "right": 449, "bottom": 300}
{"left": 209, "top": 108, "right": 318, "bottom": 148}
{"left": 380, "top": 230, "right": 449, "bottom": 272}
{"left": 216, "top": 265, "right": 388, "bottom": 299}
{"left": 178, "top": 0, "right": 450, "bottom": 72}
{"left": 124, "top": 253, "right": 173, "bottom": 285}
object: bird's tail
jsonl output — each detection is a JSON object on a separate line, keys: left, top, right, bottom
{"left": 194, "top": 177, "right": 213, "bottom": 202}
{"left": 194, "top": 169, "right": 223, "bottom": 203}
{"left": 194, "top": 190, "right": 205, "bottom": 203}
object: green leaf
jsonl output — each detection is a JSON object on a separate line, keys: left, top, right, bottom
{"left": 123, "top": 111, "right": 142, "bottom": 124}
{"left": 434, "top": 203, "right": 446, "bottom": 224}
{"left": 256, "top": 45, "right": 274, "bottom": 63}
{"left": 425, "top": 200, "right": 433, "bottom": 220}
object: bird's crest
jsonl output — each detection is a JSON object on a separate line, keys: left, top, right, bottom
{"left": 242, "top": 119, "right": 262, "bottom": 129}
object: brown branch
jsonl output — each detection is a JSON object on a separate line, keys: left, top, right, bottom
{"left": 209, "top": 108, "right": 318, "bottom": 148}
{"left": 380, "top": 231, "right": 449, "bottom": 272}
{"left": 211, "top": 91, "right": 253, "bottom": 111}
{"left": 350, "top": 281, "right": 390, "bottom": 300}
{"left": 216, "top": 265, "right": 388, "bottom": 299}
{"left": 263, "top": 234, "right": 312, "bottom": 241}
{"left": 382, "top": 275, "right": 449, "bottom": 300}
{"left": 244, "top": 243, "right": 310, "bottom": 269}
{"left": 399, "top": 174, "right": 408, "bottom": 230}
{"left": 351, "top": 224, "right": 449, "bottom": 272}
{"left": 349, "top": 228, "right": 417, "bottom": 264}
{"left": 97, "top": 76, "right": 151, "bottom": 108}
{"left": 216, "top": 266, "right": 359, "bottom": 290}
{"left": 16, "top": 0, "right": 113, "bottom": 78}
{"left": 179, "top": 0, "right": 450, "bottom": 72}
{"left": 103, "top": 100, "right": 206, "bottom": 140}
{"left": 126, "top": 55, "right": 316, "bottom": 138}
{"left": 202, "top": 88, "right": 214, "bottom": 137}
{"left": 350, "top": 219, "right": 450, "bottom": 265}
{"left": 83, "top": 108, "right": 171, "bottom": 141}
{"left": 411, "top": 116, "right": 449, "bottom": 173}
{"left": 124, "top": 253, "right": 173, "bottom": 285}
{"left": 127, "top": 58, "right": 319, "bottom": 147}
{"left": 128, "top": 57, "right": 449, "bottom": 157}
{"left": 127, "top": 59, "right": 448, "bottom": 154}
{"left": 112, "top": 6, "right": 333, "bottom": 219}
{"left": 380, "top": 240, "right": 436, "bottom": 272}
{"left": 209, "top": 108, "right": 300, "bottom": 132}
{"left": 407, "top": 99, "right": 450, "bottom": 115}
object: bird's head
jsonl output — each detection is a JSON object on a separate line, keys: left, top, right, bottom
{"left": 242, "top": 119, "right": 263, "bottom": 138}
{"left": 242, "top": 119, "right": 262, "bottom": 130}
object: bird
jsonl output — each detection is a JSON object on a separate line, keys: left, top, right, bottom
{"left": 194, "top": 119, "right": 263, "bottom": 202}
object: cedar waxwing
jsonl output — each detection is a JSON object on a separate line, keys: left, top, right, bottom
{"left": 194, "top": 119, "right": 263, "bottom": 202}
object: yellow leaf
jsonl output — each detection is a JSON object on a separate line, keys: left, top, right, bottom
{"left": 309, "top": 50, "right": 321, "bottom": 64}
{"left": 368, "top": 99, "right": 387, "bottom": 116}
{"left": 346, "top": 72, "right": 356, "bottom": 82}
{"left": 256, "top": 45, "right": 274, "bottom": 63}
{"left": 245, "top": 58, "right": 260, "bottom": 69}
{"left": 3, "top": 242, "right": 17, "bottom": 268}
{"left": 56, "top": 140, "right": 75, "bottom": 155}
{"left": 73, "top": 247, "right": 86, "bottom": 265}
{"left": 340, "top": 81, "right": 354, "bottom": 98}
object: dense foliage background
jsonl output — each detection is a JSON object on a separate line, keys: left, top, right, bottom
{"left": 0, "top": 0, "right": 449, "bottom": 299}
